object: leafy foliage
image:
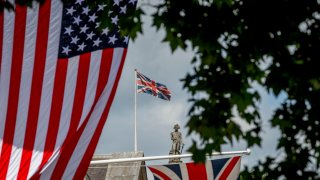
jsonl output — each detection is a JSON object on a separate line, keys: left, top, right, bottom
{"left": 149, "top": 0, "right": 320, "bottom": 178}
{"left": 1, "top": 0, "right": 320, "bottom": 178}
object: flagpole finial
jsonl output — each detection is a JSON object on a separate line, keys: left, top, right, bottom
{"left": 246, "top": 148, "right": 251, "bottom": 155}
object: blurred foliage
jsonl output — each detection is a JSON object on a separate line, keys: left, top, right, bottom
{"left": 1, "top": 0, "right": 320, "bottom": 178}
{"left": 150, "top": 0, "right": 320, "bottom": 179}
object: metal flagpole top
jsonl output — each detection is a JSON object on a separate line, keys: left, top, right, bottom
{"left": 90, "top": 149, "right": 251, "bottom": 165}
{"left": 246, "top": 148, "right": 251, "bottom": 155}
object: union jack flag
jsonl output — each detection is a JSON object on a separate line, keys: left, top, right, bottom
{"left": 148, "top": 156, "right": 241, "bottom": 180}
{"left": 136, "top": 70, "right": 171, "bottom": 101}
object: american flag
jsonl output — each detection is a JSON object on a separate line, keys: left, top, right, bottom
{"left": 0, "top": 0, "right": 136, "bottom": 179}
{"left": 136, "top": 70, "right": 171, "bottom": 101}
{"left": 148, "top": 156, "right": 241, "bottom": 180}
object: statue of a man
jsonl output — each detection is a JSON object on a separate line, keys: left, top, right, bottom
{"left": 170, "top": 124, "right": 183, "bottom": 155}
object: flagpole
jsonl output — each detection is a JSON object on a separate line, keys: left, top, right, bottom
{"left": 90, "top": 149, "right": 251, "bottom": 164}
{"left": 134, "top": 69, "right": 137, "bottom": 152}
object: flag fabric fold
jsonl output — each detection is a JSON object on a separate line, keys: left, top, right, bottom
{"left": 148, "top": 156, "right": 241, "bottom": 180}
{"left": 0, "top": 0, "right": 137, "bottom": 179}
{"left": 136, "top": 70, "right": 171, "bottom": 101}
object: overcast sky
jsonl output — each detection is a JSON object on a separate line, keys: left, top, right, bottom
{"left": 94, "top": 3, "right": 287, "bottom": 178}
{"left": 95, "top": 12, "right": 195, "bottom": 159}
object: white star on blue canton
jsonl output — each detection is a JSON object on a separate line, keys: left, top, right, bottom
{"left": 77, "top": 42, "right": 86, "bottom": 51}
{"left": 123, "top": 36, "right": 129, "bottom": 44}
{"left": 102, "top": 27, "right": 109, "bottom": 36}
{"left": 113, "top": 0, "right": 121, "bottom": 6}
{"left": 80, "top": 24, "right": 89, "bottom": 33}
{"left": 108, "top": 35, "right": 118, "bottom": 44}
{"left": 93, "top": 38, "right": 102, "bottom": 47}
{"left": 98, "top": 4, "right": 107, "bottom": 11}
{"left": 89, "top": 13, "right": 98, "bottom": 22}
{"left": 82, "top": 6, "right": 90, "bottom": 15}
{"left": 64, "top": 26, "right": 74, "bottom": 35}
{"left": 95, "top": 22, "right": 100, "bottom": 28}
{"left": 71, "top": 36, "right": 80, "bottom": 44}
{"left": 62, "top": 46, "right": 71, "bottom": 55}
{"left": 76, "top": 0, "right": 85, "bottom": 5}
{"left": 66, "top": 6, "right": 76, "bottom": 15}
{"left": 120, "top": 5, "right": 127, "bottom": 14}
{"left": 86, "top": 31, "right": 95, "bottom": 40}
{"left": 73, "top": 16, "right": 82, "bottom": 25}
{"left": 111, "top": 15, "right": 119, "bottom": 25}
{"left": 129, "top": 0, "right": 137, "bottom": 5}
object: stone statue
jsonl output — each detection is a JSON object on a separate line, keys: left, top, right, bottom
{"left": 169, "top": 124, "right": 183, "bottom": 163}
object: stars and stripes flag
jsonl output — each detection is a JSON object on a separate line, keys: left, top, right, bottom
{"left": 148, "top": 156, "right": 241, "bottom": 180}
{"left": 136, "top": 70, "right": 171, "bottom": 101}
{"left": 0, "top": 0, "right": 137, "bottom": 179}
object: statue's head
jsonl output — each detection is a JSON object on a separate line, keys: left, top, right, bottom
{"left": 173, "top": 124, "right": 180, "bottom": 130}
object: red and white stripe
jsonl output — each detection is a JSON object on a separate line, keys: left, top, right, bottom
{"left": 0, "top": 0, "right": 127, "bottom": 179}
{"left": 7, "top": 3, "right": 39, "bottom": 179}
{"left": 0, "top": 0, "right": 15, "bottom": 160}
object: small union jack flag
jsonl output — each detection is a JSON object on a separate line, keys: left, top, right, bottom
{"left": 136, "top": 70, "right": 171, "bottom": 101}
{"left": 148, "top": 156, "right": 241, "bottom": 180}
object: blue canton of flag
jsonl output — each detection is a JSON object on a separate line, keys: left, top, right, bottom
{"left": 136, "top": 70, "right": 171, "bottom": 101}
{"left": 59, "top": 0, "right": 133, "bottom": 58}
